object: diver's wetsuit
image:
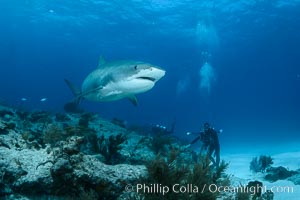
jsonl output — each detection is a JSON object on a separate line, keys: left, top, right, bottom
{"left": 205, "top": 127, "right": 220, "bottom": 167}
{"left": 189, "top": 126, "right": 220, "bottom": 167}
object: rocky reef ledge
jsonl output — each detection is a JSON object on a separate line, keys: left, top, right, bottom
{"left": 1, "top": 134, "right": 147, "bottom": 197}
{"left": 0, "top": 105, "right": 150, "bottom": 199}
{"left": 1, "top": 105, "right": 285, "bottom": 200}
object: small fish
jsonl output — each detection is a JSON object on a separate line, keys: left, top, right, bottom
{"left": 40, "top": 98, "right": 48, "bottom": 102}
{"left": 21, "top": 98, "right": 27, "bottom": 101}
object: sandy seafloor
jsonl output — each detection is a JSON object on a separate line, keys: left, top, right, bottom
{"left": 221, "top": 142, "right": 300, "bottom": 200}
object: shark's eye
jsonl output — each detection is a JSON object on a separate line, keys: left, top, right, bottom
{"left": 134, "top": 65, "right": 137, "bottom": 70}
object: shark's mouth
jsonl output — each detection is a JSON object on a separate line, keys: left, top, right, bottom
{"left": 138, "top": 77, "right": 156, "bottom": 82}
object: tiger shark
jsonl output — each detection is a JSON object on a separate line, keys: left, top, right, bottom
{"left": 64, "top": 57, "right": 165, "bottom": 108}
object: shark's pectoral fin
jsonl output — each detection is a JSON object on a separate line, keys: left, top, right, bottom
{"left": 128, "top": 95, "right": 138, "bottom": 106}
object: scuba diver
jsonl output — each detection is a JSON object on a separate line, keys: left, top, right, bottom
{"left": 186, "top": 122, "right": 221, "bottom": 167}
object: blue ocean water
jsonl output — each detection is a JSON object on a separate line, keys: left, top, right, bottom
{"left": 0, "top": 0, "right": 299, "bottom": 151}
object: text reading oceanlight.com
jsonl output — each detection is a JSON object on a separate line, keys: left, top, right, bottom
{"left": 124, "top": 183, "right": 294, "bottom": 196}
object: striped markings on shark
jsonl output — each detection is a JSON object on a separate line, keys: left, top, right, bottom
{"left": 65, "top": 56, "right": 166, "bottom": 107}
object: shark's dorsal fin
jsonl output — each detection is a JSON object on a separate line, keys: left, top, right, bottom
{"left": 97, "top": 56, "right": 106, "bottom": 68}
{"left": 128, "top": 95, "right": 138, "bottom": 106}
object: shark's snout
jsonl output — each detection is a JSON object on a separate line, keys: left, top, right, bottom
{"left": 135, "top": 66, "right": 165, "bottom": 83}
{"left": 148, "top": 66, "right": 165, "bottom": 82}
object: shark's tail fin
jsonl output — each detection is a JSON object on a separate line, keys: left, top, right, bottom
{"left": 64, "top": 79, "right": 83, "bottom": 113}
{"left": 64, "top": 79, "right": 81, "bottom": 97}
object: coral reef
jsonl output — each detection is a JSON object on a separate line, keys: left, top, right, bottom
{"left": 111, "top": 118, "right": 127, "bottom": 128}
{"left": 120, "top": 134, "right": 155, "bottom": 164}
{"left": 288, "top": 172, "right": 300, "bottom": 185}
{"left": 250, "top": 155, "right": 273, "bottom": 173}
{"left": 261, "top": 190, "right": 274, "bottom": 200}
{"left": 78, "top": 112, "right": 96, "bottom": 128}
{"left": 55, "top": 113, "right": 71, "bottom": 122}
{"left": 265, "top": 166, "right": 298, "bottom": 182}
{"left": 142, "top": 149, "right": 229, "bottom": 200}
{"left": 234, "top": 181, "right": 274, "bottom": 200}
{"left": 0, "top": 119, "right": 16, "bottom": 135}
{"left": 247, "top": 180, "right": 263, "bottom": 199}
{"left": 83, "top": 133, "right": 128, "bottom": 164}
{"left": 0, "top": 104, "right": 237, "bottom": 199}
{"left": 249, "top": 155, "right": 299, "bottom": 183}
{"left": 150, "top": 133, "right": 173, "bottom": 154}
{"left": 0, "top": 132, "right": 146, "bottom": 199}
{"left": 42, "top": 124, "right": 65, "bottom": 147}
{"left": 29, "top": 111, "right": 52, "bottom": 124}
